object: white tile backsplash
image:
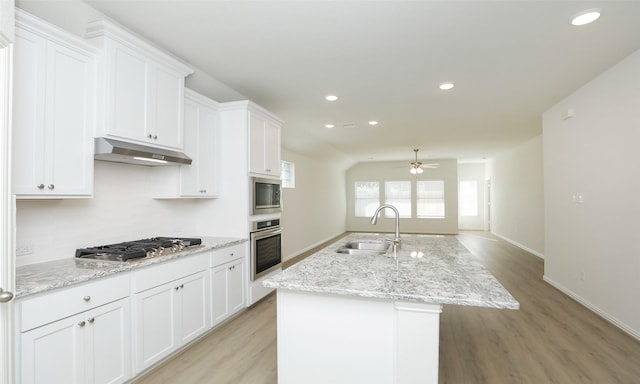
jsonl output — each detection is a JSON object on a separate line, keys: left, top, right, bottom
{"left": 15, "top": 161, "right": 205, "bottom": 266}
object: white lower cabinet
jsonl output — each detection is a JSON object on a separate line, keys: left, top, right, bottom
{"left": 20, "top": 298, "right": 131, "bottom": 384}
{"left": 210, "top": 244, "right": 246, "bottom": 327}
{"left": 132, "top": 254, "right": 209, "bottom": 373}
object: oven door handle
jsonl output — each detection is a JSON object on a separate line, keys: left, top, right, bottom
{"left": 252, "top": 228, "right": 282, "bottom": 240}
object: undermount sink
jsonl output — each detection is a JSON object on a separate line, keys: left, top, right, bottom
{"left": 336, "top": 241, "right": 391, "bottom": 255}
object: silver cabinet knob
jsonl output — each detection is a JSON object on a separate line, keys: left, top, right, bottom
{"left": 147, "top": 134, "right": 153, "bottom": 139}
{"left": 48, "top": 184, "right": 55, "bottom": 190}
{"left": 153, "top": 135, "right": 158, "bottom": 140}
{"left": 229, "top": 252, "right": 234, "bottom": 257}
{"left": 78, "top": 320, "right": 86, "bottom": 327}
{"left": 87, "top": 317, "right": 95, "bottom": 324}
{"left": 37, "top": 184, "right": 45, "bottom": 189}
{"left": 180, "top": 284, "right": 184, "bottom": 289}
{"left": 0, "top": 288, "right": 14, "bottom": 303}
{"left": 83, "top": 295, "right": 91, "bottom": 302}
{"left": 174, "top": 286, "right": 179, "bottom": 290}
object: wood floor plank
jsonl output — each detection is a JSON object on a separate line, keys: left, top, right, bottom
{"left": 133, "top": 232, "right": 640, "bottom": 384}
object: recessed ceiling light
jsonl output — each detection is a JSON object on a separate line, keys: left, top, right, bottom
{"left": 571, "top": 9, "right": 601, "bottom": 26}
{"left": 325, "top": 124, "right": 335, "bottom": 129}
{"left": 368, "top": 121, "right": 378, "bottom": 126}
{"left": 439, "top": 82, "right": 454, "bottom": 90}
{"left": 325, "top": 95, "right": 338, "bottom": 101}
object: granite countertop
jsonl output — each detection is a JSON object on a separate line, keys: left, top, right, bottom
{"left": 15, "top": 237, "right": 247, "bottom": 299}
{"left": 264, "top": 233, "right": 519, "bottom": 310}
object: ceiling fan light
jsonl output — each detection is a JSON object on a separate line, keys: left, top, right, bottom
{"left": 416, "top": 167, "right": 423, "bottom": 174}
{"left": 410, "top": 167, "right": 418, "bottom": 175}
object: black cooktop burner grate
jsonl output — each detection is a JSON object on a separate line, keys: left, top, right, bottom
{"left": 75, "top": 237, "right": 202, "bottom": 262}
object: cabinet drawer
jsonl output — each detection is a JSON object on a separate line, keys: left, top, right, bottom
{"left": 210, "top": 243, "right": 246, "bottom": 268}
{"left": 132, "top": 252, "right": 208, "bottom": 293}
{"left": 20, "top": 273, "right": 130, "bottom": 332}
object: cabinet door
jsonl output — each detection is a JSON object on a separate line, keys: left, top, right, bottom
{"left": 177, "top": 271, "right": 209, "bottom": 345}
{"left": 151, "top": 65, "right": 184, "bottom": 149}
{"left": 195, "top": 104, "right": 219, "bottom": 196}
{"left": 87, "top": 299, "right": 131, "bottom": 384}
{"left": 227, "top": 259, "right": 246, "bottom": 314}
{"left": 210, "top": 263, "right": 230, "bottom": 327}
{"left": 20, "top": 313, "right": 86, "bottom": 384}
{"left": 45, "top": 41, "right": 95, "bottom": 196}
{"left": 134, "top": 283, "right": 178, "bottom": 373}
{"left": 179, "top": 99, "right": 200, "bottom": 195}
{"left": 12, "top": 27, "right": 47, "bottom": 195}
{"left": 248, "top": 111, "right": 267, "bottom": 174}
{"left": 107, "top": 42, "right": 148, "bottom": 144}
{"left": 180, "top": 93, "right": 219, "bottom": 197}
{"left": 263, "top": 119, "right": 281, "bottom": 177}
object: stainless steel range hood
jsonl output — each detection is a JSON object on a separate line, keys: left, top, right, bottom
{"left": 94, "top": 138, "right": 192, "bottom": 166}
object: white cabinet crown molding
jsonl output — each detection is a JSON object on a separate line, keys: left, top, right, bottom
{"left": 219, "top": 100, "right": 284, "bottom": 124}
{"left": 15, "top": 9, "right": 98, "bottom": 57}
{"left": 185, "top": 87, "right": 219, "bottom": 110}
{"left": 85, "top": 18, "right": 193, "bottom": 77}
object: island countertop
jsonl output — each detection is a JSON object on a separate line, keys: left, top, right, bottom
{"left": 264, "top": 233, "right": 519, "bottom": 310}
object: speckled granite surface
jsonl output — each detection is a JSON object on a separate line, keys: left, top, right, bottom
{"left": 15, "top": 237, "right": 247, "bottom": 298}
{"left": 264, "top": 233, "right": 519, "bottom": 310}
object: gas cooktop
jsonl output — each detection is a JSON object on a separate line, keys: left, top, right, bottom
{"left": 75, "top": 237, "right": 203, "bottom": 262}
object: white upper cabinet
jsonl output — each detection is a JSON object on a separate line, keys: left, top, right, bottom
{"left": 86, "top": 19, "right": 193, "bottom": 150}
{"left": 12, "top": 10, "right": 96, "bottom": 198}
{"left": 181, "top": 89, "right": 219, "bottom": 197}
{"left": 152, "top": 89, "right": 219, "bottom": 198}
{"left": 248, "top": 107, "right": 282, "bottom": 177}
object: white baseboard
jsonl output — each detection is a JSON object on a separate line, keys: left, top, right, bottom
{"left": 283, "top": 231, "right": 345, "bottom": 262}
{"left": 491, "top": 231, "right": 545, "bottom": 259}
{"left": 543, "top": 275, "right": 640, "bottom": 341}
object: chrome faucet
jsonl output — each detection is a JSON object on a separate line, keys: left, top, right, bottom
{"left": 370, "top": 204, "right": 401, "bottom": 246}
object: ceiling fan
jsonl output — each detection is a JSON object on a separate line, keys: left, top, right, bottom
{"left": 408, "top": 149, "right": 439, "bottom": 174}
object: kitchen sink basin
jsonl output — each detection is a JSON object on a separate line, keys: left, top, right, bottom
{"left": 336, "top": 241, "right": 391, "bottom": 255}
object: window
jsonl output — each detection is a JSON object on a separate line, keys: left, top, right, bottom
{"left": 384, "top": 181, "right": 411, "bottom": 217}
{"left": 459, "top": 180, "right": 478, "bottom": 216}
{"left": 281, "top": 161, "right": 295, "bottom": 188}
{"left": 355, "top": 181, "right": 380, "bottom": 217}
{"left": 417, "top": 180, "right": 445, "bottom": 218}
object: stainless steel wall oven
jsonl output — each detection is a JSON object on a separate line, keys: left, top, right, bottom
{"left": 250, "top": 219, "right": 282, "bottom": 280}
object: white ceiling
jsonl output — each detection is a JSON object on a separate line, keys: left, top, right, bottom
{"left": 31, "top": 1, "right": 640, "bottom": 165}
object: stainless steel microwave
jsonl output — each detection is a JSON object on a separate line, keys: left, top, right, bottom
{"left": 251, "top": 177, "right": 282, "bottom": 215}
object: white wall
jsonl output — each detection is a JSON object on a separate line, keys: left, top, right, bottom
{"left": 280, "top": 148, "right": 346, "bottom": 261}
{"left": 487, "top": 136, "right": 544, "bottom": 257}
{"left": 346, "top": 159, "right": 458, "bottom": 234}
{"left": 457, "top": 163, "right": 486, "bottom": 230}
{"left": 543, "top": 49, "right": 640, "bottom": 339}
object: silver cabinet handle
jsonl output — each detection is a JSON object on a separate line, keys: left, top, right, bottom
{"left": 83, "top": 296, "right": 91, "bottom": 302}
{"left": 78, "top": 320, "right": 86, "bottom": 327}
{"left": 0, "top": 288, "right": 14, "bottom": 303}
{"left": 87, "top": 318, "right": 95, "bottom": 324}
{"left": 48, "top": 184, "right": 55, "bottom": 190}
{"left": 37, "top": 184, "right": 45, "bottom": 189}
{"left": 265, "top": 169, "right": 271, "bottom": 173}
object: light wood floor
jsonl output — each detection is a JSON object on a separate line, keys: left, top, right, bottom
{"left": 134, "top": 232, "right": 640, "bottom": 384}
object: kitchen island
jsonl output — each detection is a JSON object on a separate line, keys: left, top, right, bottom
{"left": 263, "top": 233, "right": 519, "bottom": 384}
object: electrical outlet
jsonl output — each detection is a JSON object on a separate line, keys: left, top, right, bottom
{"left": 16, "top": 244, "right": 34, "bottom": 256}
